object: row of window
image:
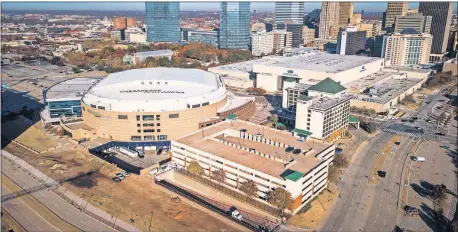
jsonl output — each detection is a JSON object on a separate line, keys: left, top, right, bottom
{"left": 187, "top": 102, "right": 209, "bottom": 109}
{"left": 138, "top": 123, "right": 160, "bottom": 127}
{"left": 130, "top": 135, "right": 167, "bottom": 141}
{"left": 137, "top": 129, "right": 161, "bottom": 133}
{"left": 117, "top": 113, "right": 180, "bottom": 120}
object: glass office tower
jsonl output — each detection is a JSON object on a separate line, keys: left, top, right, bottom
{"left": 219, "top": 2, "right": 250, "bottom": 50}
{"left": 145, "top": 2, "right": 181, "bottom": 42}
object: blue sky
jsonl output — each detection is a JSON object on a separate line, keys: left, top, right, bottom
{"left": 1, "top": 2, "right": 432, "bottom": 12}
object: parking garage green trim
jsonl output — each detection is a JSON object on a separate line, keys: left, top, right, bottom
{"left": 280, "top": 169, "right": 304, "bottom": 182}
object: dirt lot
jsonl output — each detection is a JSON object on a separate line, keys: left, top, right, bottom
{"left": 2, "top": 139, "right": 240, "bottom": 231}
{"left": 288, "top": 183, "right": 340, "bottom": 229}
{"left": 1, "top": 208, "right": 26, "bottom": 232}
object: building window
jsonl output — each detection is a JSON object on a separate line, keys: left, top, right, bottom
{"left": 131, "top": 136, "right": 141, "bottom": 141}
{"left": 169, "top": 113, "right": 179, "bottom": 118}
{"left": 137, "top": 124, "right": 141, "bottom": 127}
{"left": 157, "top": 129, "right": 161, "bottom": 132}
{"left": 143, "top": 123, "right": 154, "bottom": 127}
{"left": 98, "top": 106, "right": 106, "bottom": 110}
{"left": 118, "top": 115, "right": 128, "bottom": 119}
{"left": 202, "top": 102, "right": 209, "bottom": 106}
{"left": 90, "top": 104, "right": 96, "bottom": 108}
{"left": 143, "top": 129, "right": 155, "bottom": 133}
{"left": 156, "top": 115, "right": 161, "bottom": 120}
{"left": 192, "top": 104, "right": 200, "bottom": 108}
{"left": 143, "top": 115, "right": 154, "bottom": 121}
{"left": 137, "top": 130, "right": 141, "bottom": 133}
{"left": 157, "top": 123, "right": 161, "bottom": 126}
{"left": 144, "top": 136, "right": 155, "bottom": 141}
{"left": 137, "top": 115, "right": 141, "bottom": 121}
{"left": 158, "top": 135, "right": 168, "bottom": 141}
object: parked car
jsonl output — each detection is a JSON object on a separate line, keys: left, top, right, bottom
{"left": 228, "top": 206, "right": 243, "bottom": 221}
{"left": 115, "top": 173, "right": 125, "bottom": 180}
{"left": 378, "top": 171, "right": 387, "bottom": 178}
{"left": 121, "top": 171, "right": 130, "bottom": 177}
{"left": 395, "top": 141, "right": 401, "bottom": 145}
{"left": 112, "top": 177, "right": 121, "bottom": 183}
{"left": 404, "top": 206, "right": 419, "bottom": 216}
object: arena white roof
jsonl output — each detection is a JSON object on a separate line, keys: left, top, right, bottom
{"left": 82, "top": 68, "right": 227, "bottom": 112}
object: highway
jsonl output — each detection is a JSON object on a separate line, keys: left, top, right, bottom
{"left": 1, "top": 157, "right": 116, "bottom": 232}
{"left": 321, "top": 131, "right": 393, "bottom": 231}
{"left": 1, "top": 185, "right": 60, "bottom": 232}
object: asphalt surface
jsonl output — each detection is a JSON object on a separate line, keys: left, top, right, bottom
{"left": 1, "top": 158, "right": 116, "bottom": 232}
{"left": 1, "top": 185, "right": 60, "bottom": 232}
{"left": 321, "top": 131, "right": 393, "bottom": 231}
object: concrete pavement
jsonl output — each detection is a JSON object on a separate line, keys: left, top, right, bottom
{"left": 321, "top": 131, "right": 393, "bottom": 231}
{"left": 1, "top": 185, "right": 60, "bottom": 232}
{"left": 1, "top": 156, "right": 116, "bottom": 232}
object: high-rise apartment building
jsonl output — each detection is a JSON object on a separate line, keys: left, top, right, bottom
{"left": 219, "top": 2, "right": 251, "bottom": 50}
{"left": 251, "top": 30, "right": 274, "bottom": 56}
{"left": 338, "top": 2, "right": 354, "bottom": 27}
{"left": 319, "top": 2, "right": 340, "bottom": 39}
{"left": 419, "top": 2, "right": 454, "bottom": 54}
{"left": 272, "top": 30, "right": 293, "bottom": 53}
{"left": 372, "top": 35, "right": 385, "bottom": 57}
{"left": 277, "top": 22, "right": 303, "bottom": 48}
{"left": 337, "top": 27, "right": 367, "bottom": 55}
{"left": 308, "top": 9, "right": 321, "bottom": 22}
{"left": 302, "top": 27, "right": 315, "bottom": 45}
{"left": 113, "top": 17, "right": 136, "bottom": 29}
{"left": 394, "top": 13, "right": 432, "bottom": 34}
{"left": 145, "top": 2, "right": 180, "bottom": 42}
{"left": 381, "top": 33, "right": 432, "bottom": 66}
{"left": 274, "top": 2, "right": 304, "bottom": 25}
{"left": 382, "top": 2, "right": 408, "bottom": 31}
{"left": 350, "top": 13, "right": 362, "bottom": 26}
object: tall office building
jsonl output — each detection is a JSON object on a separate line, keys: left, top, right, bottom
{"left": 274, "top": 2, "right": 305, "bottom": 26}
{"left": 419, "top": 2, "right": 454, "bottom": 54}
{"left": 338, "top": 2, "right": 354, "bottom": 27}
{"left": 337, "top": 27, "right": 366, "bottom": 55}
{"left": 251, "top": 30, "right": 274, "bottom": 56}
{"left": 372, "top": 35, "right": 385, "bottom": 57}
{"left": 308, "top": 9, "right": 321, "bottom": 22}
{"left": 302, "top": 27, "right": 315, "bottom": 44}
{"left": 394, "top": 13, "right": 432, "bottom": 34}
{"left": 113, "top": 17, "right": 136, "bottom": 30}
{"left": 319, "top": 2, "right": 340, "bottom": 39}
{"left": 219, "top": 2, "right": 251, "bottom": 50}
{"left": 382, "top": 2, "right": 408, "bottom": 31}
{"left": 272, "top": 30, "right": 293, "bottom": 52}
{"left": 145, "top": 2, "right": 180, "bottom": 42}
{"left": 381, "top": 33, "right": 432, "bottom": 66}
{"left": 277, "top": 22, "right": 303, "bottom": 48}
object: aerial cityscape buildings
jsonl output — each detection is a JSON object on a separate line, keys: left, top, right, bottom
{"left": 1, "top": 1, "right": 458, "bottom": 232}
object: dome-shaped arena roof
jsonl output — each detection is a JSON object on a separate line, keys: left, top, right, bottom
{"left": 82, "top": 68, "right": 227, "bottom": 112}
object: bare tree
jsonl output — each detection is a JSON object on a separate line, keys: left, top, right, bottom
{"left": 187, "top": 161, "right": 204, "bottom": 176}
{"left": 239, "top": 180, "right": 258, "bottom": 200}
{"left": 333, "top": 155, "right": 349, "bottom": 168}
{"left": 267, "top": 188, "right": 293, "bottom": 218}
{"left": 212, "top": 169, "right": 226, "bottom": 186}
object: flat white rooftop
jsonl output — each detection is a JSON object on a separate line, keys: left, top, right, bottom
{"left": 45, "top": 78, "right": 101, "bottom": 100}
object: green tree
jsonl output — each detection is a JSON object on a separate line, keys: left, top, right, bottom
{"left": 157, "top": 57, "right": 172, "bottom": 67}
{"left": 267, "top": 188, "right": 293, "bottom": 218}
{"left": 187, "top": 161, "right": 204, "bottom": 176}
{"left": 239, "top": 180, "right": 258, "bottom": 200}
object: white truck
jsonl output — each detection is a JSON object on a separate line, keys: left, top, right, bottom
{"left": 228, "top": 206, "right": 243, "bottom": 221}
{"left": 119, "top": 147, "right": 139, "bottom": 158}
{"left": 412, "top": 156, "right": 425, "bottom": 162}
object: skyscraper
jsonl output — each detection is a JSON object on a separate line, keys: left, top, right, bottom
{"left": 382, "top": 2, "right": 408, "bottom": 31}
{"left": 394, "top": 13, "right": 432, "bottom": 34}
{"left": 274, "top": 2, "right": 305, "bottom": 25}
{"left": 338, "top": 2, "right": 354, "bottom": 27}
{"left": 337, "top": 27, "right": 366, "bottom": 55}
{"left": 219, "top": 2, "right": 251, "bottom": 50}
{"left": 381, "top": 33, "right": 432, "bottom": 66}
{"left": 277, "top": 22, "right": 303, "bottom": 48}
{"left": 319, "top": 2, "right": 340, "bottom": 39}
{"left": 145, "top": 2, "right": 180, "bottom": 42}
{"left": 419, "top": 2, "right": 454, "bottom": 54}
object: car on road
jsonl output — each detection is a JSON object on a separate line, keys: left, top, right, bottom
{"left": 404, "top": 206, "right": 419, "bottom": 216}
{"left": 115, "top": 173, "right": 125, "bottom": 180}
{"left": 378, "top": 171, "right": 387, "bottom": 178}
{"left": 112, "top": 177, "right": 121, "bottom": 183}
{"left": 394, "top": 141, "right": 401, "bottom": 145}
{"left": 411, "top": 156, "right": 425, "bottom": 162}
{"left": 435, "top": 132, "right": 445, "bottom": 136}
{"left": 401, "top": 119, "right": 408, "bottom": 122}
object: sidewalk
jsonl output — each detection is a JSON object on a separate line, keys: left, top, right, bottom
{"left": 1, "top": 150, "right": 140, "bottom": 232}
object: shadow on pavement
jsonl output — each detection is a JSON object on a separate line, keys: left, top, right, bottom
{"left": 419, "top": 203, "right": 451, "bottom": 232}
{"left": 410, "top": 183, "right": 431, "bottom": 198}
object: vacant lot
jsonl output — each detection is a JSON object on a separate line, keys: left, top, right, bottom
{"left": 288, "top": 183, "right": 340, "bottom": 229}
{"left": 1, "top": 208, "right": 26, "bottom": 232}
{"left": 2, "top": 139, "right": 240, "bottom": 232}
{"left": 2, "top": 119, "right": 60, "bottom": 152}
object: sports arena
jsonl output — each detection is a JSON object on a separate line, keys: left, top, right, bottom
{"left": 79, "top": 68, "right": 255, "bottom": 144}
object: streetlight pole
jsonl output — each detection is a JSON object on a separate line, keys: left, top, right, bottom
{"left": 148, "top": 211, "right": 154, "bottom": 232}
